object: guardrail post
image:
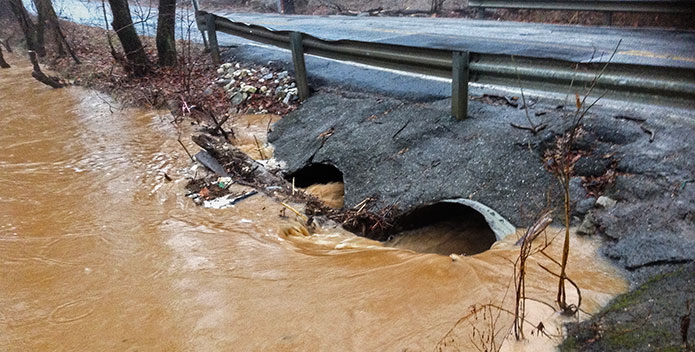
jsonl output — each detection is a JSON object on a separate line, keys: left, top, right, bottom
{"left": 206, "top": 14, "right": 220, "bottom": 65}
{"left": 452, "top": 51, "right": 469, "bottom": 120}
{"left": 191, "top": 0, "right": 208, "bottom": 49}
{"left": 289, "top": 32, "right": 309, "bottom": 101}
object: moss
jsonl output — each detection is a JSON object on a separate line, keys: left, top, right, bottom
{"left": 561, "top": 263, "right": 695, "bottom": 351}
{"left": 559, "top": 335, "right": 578, "bottom": 351}
{"left": 603, "top": 271, "right": 671, "bottom": 313}
{"left": 601, "top": 328, "right": 676, "bottom": 351}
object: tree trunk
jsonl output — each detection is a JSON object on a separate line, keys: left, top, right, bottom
{"left": 35, "top": 0, "right": 46, "bottom": 55}
{"left": 0, "top": 45, "right": 10, "bottom": 68}
{"left": 7, "top": 0, "right": 45, "bottom": 56}
{"left": 34, "top": 0, "right": 80, "bottom": 63}
{"left": 156, "top": 0, "right": 177, "bottom": 66}
{"left": 108, "top": 0, "right": 149, "bottom": 76}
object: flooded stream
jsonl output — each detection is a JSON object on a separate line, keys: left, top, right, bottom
{"left": 0, "top": 54, "right": 626, "bottom": 351}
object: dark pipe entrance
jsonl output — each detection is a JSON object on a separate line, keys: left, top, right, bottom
{"left": 286, "top": 163, "right": 343, "bottom": 187}
{"left": 385, "top": 202, "right": 497, "bottom": 256}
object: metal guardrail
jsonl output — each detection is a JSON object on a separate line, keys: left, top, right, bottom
{"left": 198, "top": 11, "right": 695, "bottom": 118}
{"left": 468, "top": 0, "right": 695, "bottom": 12}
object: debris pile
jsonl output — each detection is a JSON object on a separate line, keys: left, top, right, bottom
{"left": 215, "top": 62, "right": 299, "bottom": 115}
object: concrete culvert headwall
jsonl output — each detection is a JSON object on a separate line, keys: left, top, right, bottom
{"left": 287, "top": 163, "right": 345, "bottom": 208}
{"left": 385, "top": 199, "right": 516, "bottom": 256}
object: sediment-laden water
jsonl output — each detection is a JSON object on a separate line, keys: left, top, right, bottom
{"left": 0, "top": 53, "right": 626, "bottom": 351}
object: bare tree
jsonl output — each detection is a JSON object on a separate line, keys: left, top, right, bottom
{"left": 33, "top": 0, "right": 80, "bottom": 63}
{"left": 7, "top": 0, "right": 44, "bottom": 55}
{"left": 108, "top": 0, "right": 149, "bottom": 75}
{"left": 156, "top": 0, "right": 176, "bottom": 66}
{"left": 431, "top": 0, "right": 445, "bottom": 14}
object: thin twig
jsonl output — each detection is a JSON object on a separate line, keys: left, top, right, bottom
{"left": 614, "top": 115, "right": 646, "bottom": 122}
{"left": 640, "top": 125, "right": 655, "bottom": 143}
{"left": 177, "top": 138, "right": 194, "bottom": 161}
{"left": 253, "top": 135, "right": 267, "bottom": 159}
{"left": 511, "top": 55, "right": 537, "bottom": 133}
{"left": 510, "top": 122, "right": 547, "bottom": 133}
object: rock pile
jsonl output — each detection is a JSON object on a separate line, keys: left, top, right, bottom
{"left": 214, "top": 62, "right": 299, "bottom": 115}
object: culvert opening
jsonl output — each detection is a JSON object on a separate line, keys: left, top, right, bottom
{"left": 385, "top": 202, "right": 498, "bottom": 256}
{"left": 287, "top": 163, "right": 345, "bottom": 209}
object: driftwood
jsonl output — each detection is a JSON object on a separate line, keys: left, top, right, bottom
{"left": 0, "top": 46, "right": 9, "bottom": 69}
{"left": 27, "top": 50, "right": 64, "bottom": 88}
{"left": 192, "top": 133, "right": 285, "bottom": 186}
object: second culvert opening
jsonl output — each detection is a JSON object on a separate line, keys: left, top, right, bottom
{"left": 385, "top": 202, "right": 497, "bottom": 256}
{"left": 287, "top": 163, "right": 345, "bottom": 208}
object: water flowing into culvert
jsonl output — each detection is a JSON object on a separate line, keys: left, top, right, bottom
{"left": 286, "top": 163, "right": 345, "bottom": 208}
{"left": 1, "top": 52, "right": 626, "bottom": 351}
{"left": 384, "top": 201, "right": 510, "bottom": 256}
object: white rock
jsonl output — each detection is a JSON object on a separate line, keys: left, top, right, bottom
{"left": 596, "top": 196, "right": 617, "bottom": 208}
{"left": 241, "top": 85, "right": 257, "bottom": 93}
{"left": 282, "top": 93, "right": 293, "bottom": 104}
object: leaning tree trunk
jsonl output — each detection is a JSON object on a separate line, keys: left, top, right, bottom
{"left": 8, "top": 0, "right": 45, "bottom": 56}
{"left": 156, "top": 0, "right": 177, "bottom": 66}
{"left": 0, "top": 45, "right": 10, "bottom": 68}
{"left": 108, "top": 0, "right": 149, "bottom": 76}
{"left": 34, "top": 0, "right": 80, "bottom": 63}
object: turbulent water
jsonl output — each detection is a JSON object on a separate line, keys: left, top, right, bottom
{"left": 0, "top": 54, "right": 626, "bottom": 351}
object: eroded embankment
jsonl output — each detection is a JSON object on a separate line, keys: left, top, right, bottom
{"left": 267, "top": 88, "right": 695, "bottom": 349}
{"left": 268, "top": 89, "right": 695, "bottom": 278}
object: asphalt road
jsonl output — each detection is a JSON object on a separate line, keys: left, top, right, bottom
{"left": 213, "top": 12, "right": 695, "bottom": 69}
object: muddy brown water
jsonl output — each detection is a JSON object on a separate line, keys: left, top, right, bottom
{"left": 0, "top": 55, "right": 626, "bottom": 351}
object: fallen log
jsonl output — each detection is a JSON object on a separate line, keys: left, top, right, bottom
{"left": 28, "top": 50, "right": 64, "bottom": 88}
